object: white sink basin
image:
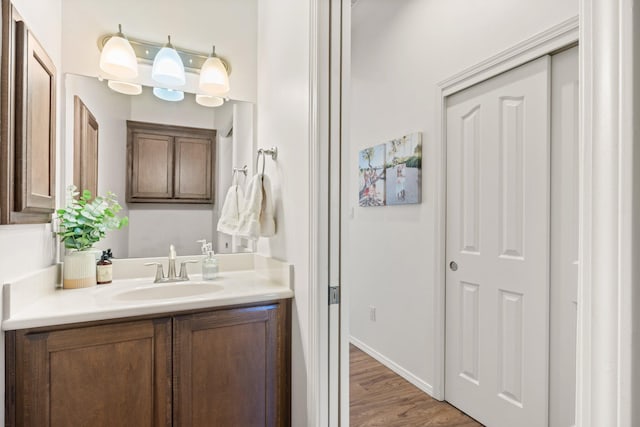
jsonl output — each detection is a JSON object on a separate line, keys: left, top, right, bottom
{"left": 112, "top": 283, "right": 224, "bottom": 301}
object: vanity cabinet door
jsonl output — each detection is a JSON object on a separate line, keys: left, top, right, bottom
{"left": 128, "top": 131, "right": 174, "bottom": 200}
{"left": 174, "top": 136, "right": 213, "bottom": 201}
{"left": 8, "top": 318, "right": 172, "bottom": 427}
{"left": 173, "top": 302, "right": 291, "bottom": 427}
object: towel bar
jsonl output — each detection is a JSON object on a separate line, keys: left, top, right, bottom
{"left": 232, "top": 165, "right": 248, "bottom": 177}
{"left": 257, "top": 147, "right": 278, "bottom": 161}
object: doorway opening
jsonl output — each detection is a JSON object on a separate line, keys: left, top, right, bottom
{"left": 343, "top": 3, "right": 579, "bottom": 424}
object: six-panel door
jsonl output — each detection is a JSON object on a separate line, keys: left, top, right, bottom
{"left": 445, "top": 56, "right": 551, "bottom": 427}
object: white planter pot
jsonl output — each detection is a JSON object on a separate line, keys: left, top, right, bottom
{"left": 63, "top": 250, "right": 97, "bottom": 289}
{"left": 84, "top": 247, "right": 103, "bottom": 262}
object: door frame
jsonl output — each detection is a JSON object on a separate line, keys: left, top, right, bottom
{"left": 321, "top": 0, "right": 638, "bottom": 426}
{"left": 432, "top": 15, "right": 579, "bottom": 400}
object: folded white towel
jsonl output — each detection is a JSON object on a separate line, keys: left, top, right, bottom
{"left": 259, "top": 174, "right": 276, "bottom": 237}
{"left": 236, "top": 174, "right": 263, "bottom": 240}
{"left": 236, "top": 174, "right": 276, "bottom": 240}
{"left": 217, "top": 184, "right": 245, "bottom": 235}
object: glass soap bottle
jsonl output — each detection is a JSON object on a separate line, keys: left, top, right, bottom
{"left": 202, "top": 250, "right": 218, "bottom": 280}
{"left": 96, "top": 250, "right": 113, "bottom": 284}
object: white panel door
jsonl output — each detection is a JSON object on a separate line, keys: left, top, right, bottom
{"left": 445, "top": 56, "right": 551, "bottom": 427}
{"left": 549, "top": 46, "right": 579, "bottom": 427}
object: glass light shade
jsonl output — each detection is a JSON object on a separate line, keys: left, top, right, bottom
{"left": 152, "top": 46, "right": 186, "bottom": 86}
{"left": 153, "top": 87, "right": 184, "bottom": 102}
{"left": 195, "top": 94, "right": 224, "bottom": 107}
{"left": 199, "top": 56, "right": 230, "bottom": 95}
{"left": 107, "top": 80, "right": 142, "bottom": 95}
{"left": 99, "top": 35, "right": 138, "bottom": 79}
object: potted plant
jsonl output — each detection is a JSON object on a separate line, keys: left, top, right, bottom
{"left": 56, "top": 185, "right": 128, "bottom": 289}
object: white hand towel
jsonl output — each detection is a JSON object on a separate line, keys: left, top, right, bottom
{"left": 259, "top": 174, "right": 276, "bottom": 237}
{"left": 236, "top": 174, "right": 263, "bottom": 240}
{"left": 217, "top": 184, "right": 245, "bottom": 235}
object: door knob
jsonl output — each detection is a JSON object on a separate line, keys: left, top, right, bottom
{"left": 449, "top": 261, "right": 458, "bottom": 271}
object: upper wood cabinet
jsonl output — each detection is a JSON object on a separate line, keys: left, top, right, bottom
{"left": 73, "top": 96, "right": 99, "bottom": 197}
{"left": 0, "top": 4, "right": 57, "bottom": 224}
{"left": 126, "top": 121, "right": 215, "bottom": 204}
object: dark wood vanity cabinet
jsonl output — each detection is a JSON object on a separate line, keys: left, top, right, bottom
{"left": 127, "top": 121, "right": 215, "bottom": 204}
{"left": 174, "top": 304, "right": 290, "bottom": 426}
{"left": 5, "top": 301, "right": 291, "bottom": 427}
{"left": 7, "top": 318, "right": 172, "bottom": 427}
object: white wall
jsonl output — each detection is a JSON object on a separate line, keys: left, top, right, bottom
{"left": 0, "top": 0, "right": 63, "bottom": 422}
{"left": 346, "top": 0, "right": 577, "bottom": 391}
{"left": 227, "top": 102, "right": 256, "bottom": 253}
{"left": 633, "top": 1, "right": 640, "bottom": 422}
{"left": 127, "top": 205, "right": 214, "bottom": 257}
{"left": 216, "top": 131, "right": 233, "bottom": 253}
{"left": 256, "top": 0, "right": 310, "bottom": 424}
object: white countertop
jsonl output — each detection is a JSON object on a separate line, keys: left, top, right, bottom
{"left": 2, "top": 254, "right": 294, "bottom": 331}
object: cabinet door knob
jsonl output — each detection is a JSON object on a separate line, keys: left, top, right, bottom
{"left": 449, "top": 261, "right": 458, "bottom": 271}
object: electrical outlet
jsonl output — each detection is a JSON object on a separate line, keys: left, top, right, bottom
{"left": 369, "top": 306, "right": 376, "bottom": 321}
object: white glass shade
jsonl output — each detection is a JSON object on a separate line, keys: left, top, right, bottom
{"left": 195, "top": 94, "right": 224, "bottom": 107}
{"left": 199, "top": 56, "right": 230, "bottom": 95}
{"left": 152, "top": 46, "right": 186, "bottom": 86}
{"left": 107, "top": 80, "right": 142, "bottom": 95}
{"left": 99, "top": 35, "right": 138, "bottom": 79}
{"left": 153, "top": 87, "right": 184, "bottom": 102}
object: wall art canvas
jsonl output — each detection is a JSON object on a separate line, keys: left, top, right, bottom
{"left": 385, "top": 132, "right": 422, "bottom": 205}
{"left": 358, "top": 144, "right": 386, "bottom": 207}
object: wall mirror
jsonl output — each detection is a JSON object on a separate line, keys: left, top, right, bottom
{"left": 61, "top": 0, "right": 258, "bottom": 258}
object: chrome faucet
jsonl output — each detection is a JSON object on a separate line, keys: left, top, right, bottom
{"left": 145, "top": 244, "right": 199, "bottom": 283}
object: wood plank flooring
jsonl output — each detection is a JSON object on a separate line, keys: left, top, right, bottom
{"left": 350, "top": 344, "right": 483, "bottom": 427}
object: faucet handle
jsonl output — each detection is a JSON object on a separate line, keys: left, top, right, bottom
{"left": 144, "top": 262, "right": 165, "bottom": 282}
{"left": 178, "top": 260, "right": 200, "bottom": 280}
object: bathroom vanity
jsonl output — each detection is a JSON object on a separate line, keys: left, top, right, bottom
{"left": 3, "top": 254, "right": 293, "bottom": 427}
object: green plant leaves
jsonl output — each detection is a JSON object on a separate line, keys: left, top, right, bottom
{"left": 56, "top": 185, "right": 128, "bottom": 251}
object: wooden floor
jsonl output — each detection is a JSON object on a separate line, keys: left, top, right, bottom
{"left": 350, "top": 344, "right": 483, "bottom": 427}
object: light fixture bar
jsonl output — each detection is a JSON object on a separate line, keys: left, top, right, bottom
{"left": 98, "top": 34, "right": 231, "bottom": 74}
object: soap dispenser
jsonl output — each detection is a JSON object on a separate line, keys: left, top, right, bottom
{"left": 202, "top": 250, "right": 218, "bottom": 280}
{"left": 197, "top": 239, "right": 218, "bottom": 280}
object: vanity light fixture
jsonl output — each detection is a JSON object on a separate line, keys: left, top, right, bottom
{"left": 199, "top": 46, "right": 230, "bottom": 96}
{"left": 151, "top": 35, "right": 186, "bottom": 86}
{"left": 107, "top": 80, "right": 142, "bottom": 95}
{"left": 98, "top": 30, "right": 232, "bottom": 104}
{"left": 99, "top": 24, "right": 138, "bottom": 79}
{"left": 195, "top": 94, "right": 224, "bottom": 107}
{"left": 153, "top": 87, "right": 184, "bottom": 102}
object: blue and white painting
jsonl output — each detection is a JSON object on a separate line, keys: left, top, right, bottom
{"left": 358, "top": 144, "right": 386, "bottom": 207}
{"left": 385, "top": 132, "right": 422, "bottom": 205}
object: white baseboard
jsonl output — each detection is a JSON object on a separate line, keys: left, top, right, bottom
{"left": 350, "top": 336, "right": 434, "bottom": 398}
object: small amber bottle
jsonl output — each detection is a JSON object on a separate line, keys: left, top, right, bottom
{"left": 96, "top": 249, "right": 113, "bottom": 284}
